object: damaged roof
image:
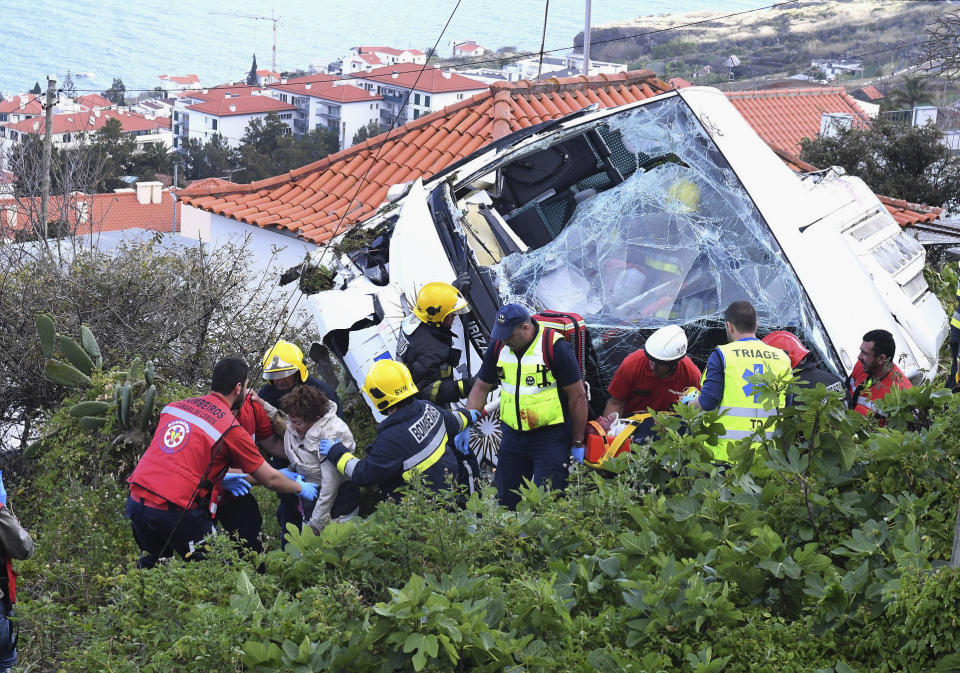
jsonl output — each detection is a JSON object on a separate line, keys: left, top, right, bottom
{"left": 177, "top": 70, "right": 672, "bottom": 245}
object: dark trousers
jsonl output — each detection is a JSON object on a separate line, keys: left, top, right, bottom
{"left": 0, "top": 601, "right": 16, "bottom": 669}
{"left": 217, "top": 492, "right": 263, "bottom": 554}
{"left": 268, "top": 456, "right": 302, "bottom": 548}
{"left": 950, "top": 340, "right": 959, "bottom": 390}
{"left": 126, "top": 496, "right": 215, "bottom": 569}
{"left": 495, "top": 425, "right": 570, "bottom": 510}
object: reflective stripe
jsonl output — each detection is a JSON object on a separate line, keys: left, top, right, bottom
{"left": 402, "top": 428, "right": 446, "bottom": 474}
{"left": 856, "top": 396, "right": 877, "bottom": 412}
{"left": 720, "top": 406, "right": 777, "bottom": 419}
{"left": 501, "top": 381, "right": 558, "bottom": 396}
{"left": 720, "top": 429, "right": 760, "bottom": 440}
{"left": 337, "top": 453, "right": 357, "bottom": 477}
{"left": 951, "top": 310, "right": 960, "bottom": 329}
{"left": 402, "top": 441, "right": 447, "bottom": 481}
{"left": 161, "top": 405, "right": 223, "bottom": 442}
{"left": 646, "top": 257, "right": 680, "bottom": 273}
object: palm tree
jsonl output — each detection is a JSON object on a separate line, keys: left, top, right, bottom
{"left": 884, "top": 76, "right": 934, "bottom": 111}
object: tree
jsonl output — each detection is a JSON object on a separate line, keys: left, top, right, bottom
{"left": 918, "top": 10, "right": 960, "bottom": 79}
{"left": 183, "top": 134, "right": 238, "bottom": 180}
{"left": 352, "top": 120, "right": 385, "bottom": 146}
{"left": 62, "top": 70, "right": 77, "bottom": 100}
{"left": 799, "top": 115, "right": 960, "bottom": 210}
{"left": 246, "top": 54, "right": 259, "bottom": 86}
{"left": 884, "top": 76, "right": 934, "bottom": 111}
{"left": 104, "top": 78, "right": 126, "bottom": 106}
{"left": 90, "top": 117, "right": 137, "bottom": 190}
{"left": 30, "top": 82, "right": 41, "bottom": 95}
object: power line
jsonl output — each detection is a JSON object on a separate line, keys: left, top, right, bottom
{"left": 63, "top": 0, "right": 806, "bottom": 96}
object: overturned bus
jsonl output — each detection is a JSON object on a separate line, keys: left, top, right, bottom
{"left": 303, "top": 86, "right": 947, "bottom": 466}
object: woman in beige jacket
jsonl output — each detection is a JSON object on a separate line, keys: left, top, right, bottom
{"left": 279, "top": 386, "right": 358, "bottom": 534}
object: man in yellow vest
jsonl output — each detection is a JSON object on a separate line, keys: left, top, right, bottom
{"left": 685, "top": 301, "right": 791, "bottom": 462}
{"left": 949, "top": 275, "right": 960, "bottom": 390}
{"left": 466, "top": 304, "right": 588, "bottom": 510}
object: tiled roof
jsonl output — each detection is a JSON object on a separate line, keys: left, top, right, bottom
{"left": 357, "top": 46, "right": 412, "bottom": 57}
{"left": 357, "top": 54, "right": 383, "bottom": 65}
{"left": 725, "top": 86, "right": 869, "bottom": 154}
{"left": 767, "top": 145, "right": 942, "bottom": 227}
{"left": 357, "top": 64, "right": 488, "bottom": 93}
{"left": 857, "top": 85, "right": 884, "bottom": 101}
{"left": 268, "top": 80, "right": 380, "bottom": 103}
{"left": 178, "top": 70, "right": 670, "bottom": 244}
{"left": 0, "top": 189, "right": 180, "bottom": 236}
{"left": 160, "top": 74, "right": 200, "bottom": 85}
{"left": 455, "top": 41, "right": 482, "bottom": 52}
{"left": 256, "top": 69, "right": 282, "bottom": 78}
{"left": 4, "top": 110, "right": 168, "bottom": 136}
{"left": 76, "top": 94, "right": 114, "bottom": 109}
{"left": 0, "top": 96, "right": 43, "bottom": 115}
{"left": 185, "top": 95, "right": 296, "bottom": 116}
{"left": 184, "top": 177, "right": 237, "bottom": 190}
{"left": 669, "top": 77, "right": 692, "bottom": 89}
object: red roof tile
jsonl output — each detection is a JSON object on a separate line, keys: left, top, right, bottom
{"left": 356, "top": 46, "right": 423, "bottom": 57}
{"left": 0, "top": 188, "right": 180, "bottom": 236}
{"left": 669, "top": 77, "right": 692, "bottom": 89}
{"left": 4, "top": 110, "right": 168, "bottom": 136}
{"left": 725, "top": 87, "right": 869, "bottom": 155}
{"left": 160, "top": 74, "right": 200, "bottom": 85}
{"left": 0, "top": 96, "right": 43, "bottom": 115}
{"left": 269, "top": 81, "right": 381, "bottom": 103}
{"left": 76, "top": 94, "right": 114, "bottom": 109}
{"left": 283, "top": 74, "right": 341, "bottom": 86}
{"left": 178, "top": 70, "right": 671, "bottom": 245}
{"left": 857, "top": 85, "right": 884, "bottom": 101}
{"left": 186, "top": 95, "right": 295, "bottom": 116}
{"left": 358, "top": 64, "right": 488, "bottom": 93}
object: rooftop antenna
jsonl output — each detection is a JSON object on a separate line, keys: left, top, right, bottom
{"left": 210, "top": 10, "right": 281, "bottom": 73}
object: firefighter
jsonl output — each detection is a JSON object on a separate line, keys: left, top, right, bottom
{"left": 685, "top": 301, "right": 791, "bottom": 462}
{"left": 322, "top": 360, "right": 481, "bottom": 502}
{"left": 397, "top": 281, "right": 480, "bottom": 491}
{"left": 761, "top": 331, "right": 843, "bottom": 402}
{"left": 126, "top": 357, "right": 318, "bottom": 569}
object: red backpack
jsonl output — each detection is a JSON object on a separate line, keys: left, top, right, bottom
{"left": 490, "top": 310, "right": 588, "bottom": 379}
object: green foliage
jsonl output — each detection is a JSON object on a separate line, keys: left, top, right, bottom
{"left": 234, "top": 114, "right": 340, "bottom": 183}
{"left": 799, "top": 115, "right": 960, "bottom": 210}
{"left": 352, "top": 120, "right": 386, "bottom": 146}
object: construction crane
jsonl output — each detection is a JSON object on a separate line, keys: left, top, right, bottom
{"left": 210, "top": 10, "right": 281, "bottom": 73}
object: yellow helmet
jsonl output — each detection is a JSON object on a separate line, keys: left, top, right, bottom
{"left": 413, "top": 282, "right": 468, "bottom": 327}
{"left": 363, "top": 359, "right": 418, "bottom": 411}
{"left": 262, "top": 339, "right": 308, "bottom": 382}
{"left": 666, "top": 179, "right": 701, "bottom": 213}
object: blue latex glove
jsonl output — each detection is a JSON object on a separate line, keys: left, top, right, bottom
{"left": 680, "top": 393, "right": 697, "bottom": 405}
{"left": 277, "top": 467, "right": 299, "bottom": 480}
{"left": 317, "top": 439, "right": 335, "bottom": 456}
{"left": 453, "top": 429, "right": 471, "bottom": 456}
{"left": 297, "top": 476, "right": 319, "bottom": 501}
{"left": 222, "top": 473, "right": 251, "bottom": 497}
{"left": 571, "top": 444, "right": 585, "bottom": 464}
{"left": 467, "top": 409, "right": 482, "bottom": 424}
{"left": 0, "top": 470, "right": 8, "bottom": 506}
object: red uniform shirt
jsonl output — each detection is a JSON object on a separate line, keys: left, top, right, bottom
{"left": 607, "top": 350, "right": 702, "bottom": 414}
{"left": 235, "top": 394, "right": 274, "bottom": 441}
{"left": 128, "top": 392, "right": 266, "bottom": 510}
{"left": 847, "top": 361, "right": 912, "bottom": 416}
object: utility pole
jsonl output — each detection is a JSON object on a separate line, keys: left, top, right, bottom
{"left": 40, "top": 74, "right": 57, "bottom": 242}
{"left": 172, "top": 162, "right": 178, "bottom": 234}
{"left": 582, "top": 0, "right": 592, "bottom": 76}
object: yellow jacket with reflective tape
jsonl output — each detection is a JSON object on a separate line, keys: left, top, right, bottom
{"left": 497, "top": 326, "right": 565, "bottom": 431}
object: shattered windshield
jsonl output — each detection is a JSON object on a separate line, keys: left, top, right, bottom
{"left": 489, "top": 95, "right": 837, "bottom": 383}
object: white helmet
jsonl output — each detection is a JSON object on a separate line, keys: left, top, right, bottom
{"left": 643, "top": 325, "right": 688, "bottom": 362}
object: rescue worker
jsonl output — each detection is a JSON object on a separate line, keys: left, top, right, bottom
{"left": 322, "top": 360, "right": 481, "bottom": 501}
{"left": 603, "top": 324, "right": 701, "bottom": 417}
{"left": 126, "top": 357, "right": 319, "bottom": 569}
{"left": 258, "top": 340, "right": 341, "bottom": 542}
{"left": 949, "top": 275, "right": 960, "bottom": 390}
{"left": 0, "top": 471, "right": 33, "bottom": 673}
{"left": 685, "top": 301, "right": 791, "bottom": 462}
{"left": 466, "top": 304, "right": 588, "bottom": 510}
{"left": 761, "top": 331, "right": 843, "bottom": 403}
{"left": 397, "top": 282, "right": 481, "bottom": 492}
{"left": 846, "top": 329, "right": 912, "bottom": 417}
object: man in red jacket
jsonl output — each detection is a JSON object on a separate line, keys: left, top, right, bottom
{"left": 126, "top": 357, "right": 317, "bottom": 569}
{"left": 0, "top": 470, "right": 33, "bottom": 673}
{"left": 847, "top": 329, "right": 912, "bottom": 417}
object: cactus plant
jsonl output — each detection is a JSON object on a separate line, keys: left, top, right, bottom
{"left": 45, "top": 359, "right": 92, "bottom": 388}
{"left": 60, "top": 336, "right": 95, "bottom": 376}
{"left": 69, "top": 401, "right": 112, "bottom": 418}
{"left": 35, "top": 314, "right": 56, "bottom": 358}
{"left": 80, "top": 325, "right": 102, "bottom": 368}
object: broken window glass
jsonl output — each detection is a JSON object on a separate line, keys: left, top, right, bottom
{"left": 488, "top": 96, "right": 838, "bottom": 386}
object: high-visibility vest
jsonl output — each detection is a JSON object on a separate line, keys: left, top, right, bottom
{"left": 951, "top": 280, "right": 960, "bottom": 330}
{"left": 128, "top": 393, "right": 240, "bottom": 511}
{"left": 497, "top": 326, "right": 565, "bottom": 431}
{"left": 705, "top": 339, "right": 791, "bottom": 461}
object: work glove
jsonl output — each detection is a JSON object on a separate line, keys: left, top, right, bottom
{"left": 222, "top": 473, "right": 251, "bottom": 497}
{"left": 457, "top": 376, "right": 476, "bottom": 398}
{"left": 680, "top": 386, "right": 700, "bottom": 405}
{"left": 571, "top": 444, "right": 585, "bottom": 464}
{"left": 317, "top": 439, "right": 335, "bottom": 456}
{"left": 467, "top": 409, "right": 482, "bottom": 424}
{"left": 297, "top": 476, "right": 319, "bottom": 501}
{"left": 278, "top": 467, "right": 299, "bottom": 481}
{"left": 453, "top": 429, "right": 471, "bottom": 456}
{"left": 0, "top": 470, "right": 8, "bottom": 506}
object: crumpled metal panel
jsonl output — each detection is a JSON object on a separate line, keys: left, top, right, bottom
{"left": 490, "top": 96, "right": 836, "bottom": 382}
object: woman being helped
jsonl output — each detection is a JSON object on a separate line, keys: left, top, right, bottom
{"left": 279, "top": 385, "right": 358, "bottom": 534}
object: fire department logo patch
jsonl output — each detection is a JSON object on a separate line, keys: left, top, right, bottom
{"left": 161, "top": 420, "right": 190, "bottom": 454}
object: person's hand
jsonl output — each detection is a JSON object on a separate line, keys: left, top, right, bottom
{"left": 297, "top": 476, "right": 319, "bottom": 501}
{"left": 680, "top": 387, "right": 700, "bottom": 405}
{"left": 222, "top": 473, "right": 251, "bottom": 497}
{"left": 453, "top": 429, "right": 471, "bottom": 456}
{"left": 278, "top": 467, "right": 299, "bottom": 480}
{"left": 467, "top": 409, "right": 482, "bottom": 424}
{"left": 0, "top": 470, "right": 8, "bottom": 506}
{"left": 571, "top": 444, "right": 585, "bottom": 464}
{"left": 317, "top": 439, "right": 335, "bottom": 456}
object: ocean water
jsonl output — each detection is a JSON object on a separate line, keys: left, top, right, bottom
{"left": 0, "top": 0, "right": 770, "bottom": 97}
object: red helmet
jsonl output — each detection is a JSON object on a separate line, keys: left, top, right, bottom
{"left": 761, "top": 330, "right": 809, "bottom": 368}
